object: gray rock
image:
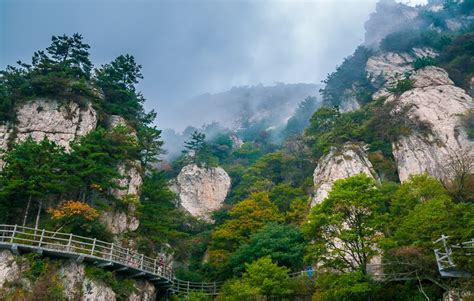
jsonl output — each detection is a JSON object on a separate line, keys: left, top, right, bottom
{"left": 14, "top": 99, "right": 97, "bottom": 150}
{"left": 171, "top": 164, "right": 231, "bottom": 220}
{"left": 391, "top": 67, "right": 474, "bottom": 181}
{"left": 312, "top": 143, "right": 378, "bottom": 206}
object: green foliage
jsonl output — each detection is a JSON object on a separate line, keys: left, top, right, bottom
{"left": 439, "top": 31, "right": 474, "bottom": 89}
{"left": 95, "top": 54, "right": 148, "bottom": 122}
{"left": 220, "top": 257, "right": 293, "bottom": 300}
{"left": 412, "top": 56, "right": 437, "bottom": 70}
{"left": 380, "top": 29, "right": 451, "bottom": 52}
{"left": 138, "top": 171, "right": 206, "bottom": 259}
{"left": 0, "top": 34, "right": 96, "bottom": 122}
{"left": 67, "top": 126, "right": 140, "bottom": 202}
{"left": 85, "top": 266, "right": 137, "bottom": 300}
{"left": 313, "top": 271, "right": 377, "bottom": 301}
{"left": 182, "top": 131, "right": 207, "bottom": 164}
{"left": 227, "top": 223, "right": 305, "bottom": 275}
{"left": 0, "top": 137, "right": 67, "bottom": 223}
{"left": 320, "top": 46, "right": 375, "bottom": 107}
{"left": 209, "top": 192, "right": 284, "bottom": 270}
{"left": 269, "top": 183, "right": 306, "bottom": 212}
{"left": 387, "top": 77, "right": 415, "bottom": 95}
{"left": 283, "top": 96, "right": 319, "bottom": 137}
{"left": 304, "top": 175, "right": 386, "bottom": 272}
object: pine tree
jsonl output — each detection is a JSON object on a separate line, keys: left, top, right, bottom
{"left": 183, "top": 131, "right": 206, "bottom": 164}
{"left": 0, "top": 137, "right": 67, "bottom": 227}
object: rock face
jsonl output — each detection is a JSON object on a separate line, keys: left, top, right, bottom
{"left": 99, "top": 203, "right": 140, "bottom": 235}
{"left": 0, "top": 252, "right": 156, "bottom": 301}
{"left": 0, "top": 250, "right": 22, "bottom": 289}
{"left": 312, "top": 143, "right": 378, "bottom": 206}
{"left": 171, "top": 164, "right": 231, "bottom": 219}
{"left": 391, "top": 66, "right": 474, "bottom": 181}
{"left": 366, "top": 48, "right": 438, "bottom": 97}
{"left": 14, "top": 98, "right": 97, "bottom": 150}
{"left": 363, "top": 0, "right": 418, "bottom": 49}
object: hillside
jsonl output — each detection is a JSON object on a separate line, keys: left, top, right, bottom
{"left": 0, "top": 0, "right": 473, "bottom": 300}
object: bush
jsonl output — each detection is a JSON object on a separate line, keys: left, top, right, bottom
{"left": 413, "top": 56, "right": 437, "bottom": 70}
{"left": 387, "top": 78, "right": 415, "bottom": 95}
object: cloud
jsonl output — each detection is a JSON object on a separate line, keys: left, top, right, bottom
{"left": 1, "top": 0, "right": 419, "bottom": 130}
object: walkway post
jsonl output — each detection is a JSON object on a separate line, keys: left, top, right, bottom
{"left": 109, "top": 243, "right": 114, "bottom": 260}
{"left": 38, "top": 229, "right": 45, "bottom": 247}
{"left": 10, "top": 225, "right": 17, "bottom": 243}
{"left": 140, "top": 253, "right": 144, "bottom": 269}
{"left": 91, "top": 238, "right": 96, "bottom": 256}
{"left": 67, "top": 233, "right": 73, "bottom": 251}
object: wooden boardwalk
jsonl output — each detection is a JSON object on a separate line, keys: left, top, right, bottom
{"left": 0, "top": 224, "right": 221, "bottom": 295}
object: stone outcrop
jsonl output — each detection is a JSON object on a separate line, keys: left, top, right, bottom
{"left": 0, "top": 251, "right": 156, "bottom": 301}
{"left": 14, "top": 98, "right": 97, "bottom": 150}
{"left": 366, "top": 48, "right": 438, "bottom": 98}
{"left": 171, "top": 164, "right": 231, "bottom": 219}
{"left": 391, "top": 66, "right": 474, "bottom": 181}
{"left": 99, "top": 203, "right": 140, "bottom": 235}
{"left": 312, "top": 143, "right": 378, "bottom": 206}
{"left": 0, "top": 250, "right": 23, "bottom": 289}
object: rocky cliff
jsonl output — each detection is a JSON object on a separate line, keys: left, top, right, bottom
{"left": 0, "top": 98, "right": 97, "bottom": 167}
{"left": 366, "top": 48, "right": 438, "bottom": 98}
{"left": 312, "top": 143, "right": 378, "bottom": 206}
{"left": 171, "top": 164, "right": 231, "bottom": 220}
{"left": 0, "top": 250, "right": 156, "bottom": 301}
{"left": 391, "top": 66, "right": 474, "bottom": 181}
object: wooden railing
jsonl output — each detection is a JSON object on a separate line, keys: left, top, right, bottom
{"left": 0, "top": 224, "right": 174, "bottom": 280}
{"left": 0, "top": 224, "right": 223, "bottom": 295}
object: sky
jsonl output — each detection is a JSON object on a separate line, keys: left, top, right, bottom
{"left": 0, "top": 0, "right": 427, "bottom": 130}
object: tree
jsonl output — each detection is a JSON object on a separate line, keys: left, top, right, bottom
{"left": 67, "top": 127, "right": 138, "bottom": 202}
{"left": 136, "top": 112, "right": 164, "bottom": 170}
{"left": 96, "top": 54, "right": 146, "bottom": 121}
{"left": 304, "top": 174, "right": 385, "bottom": 273}
{"left": 209, "top": 192, "right": 284, "bottom": 268}
{"left": 227, "top": 223, "right": 305, "bottom": 275}
{"left": 30, "top": 33, "right": 92, "bottom": 79}
{"left": 283, "top": 96, "right": 318, "bottom": 137}
{"left": 47, "top": 200, "right": 99, "bottom": 235}
{"left": 268, "top": 183, "right": 306, "bottom": 212}
{"left": 221, "top": 257, "right": 293, "bottom": 300}
{"left": 183, "top": 131, "right": 206, "bottom": 164}
{"left": 313, "top": 271, "right": 376, "bottom": 301}
{"left": 0, "top": 137, "right": 67, "bottom": 227}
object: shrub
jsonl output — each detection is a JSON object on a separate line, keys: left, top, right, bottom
{"left": 413, "top": 56, "right": 437, "bottom": 70}
{"left": 463, "top": 109, "right": 474, "bottom": 140}
{"left": 387, "top": 78, "right": 415, "bottom": 95}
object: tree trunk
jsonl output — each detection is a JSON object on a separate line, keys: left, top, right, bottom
{"left": 22, "top": 195, "right": 32, "bottom": 227}
{"left": 35, "top": 199, "right": 43, "bottom": 230}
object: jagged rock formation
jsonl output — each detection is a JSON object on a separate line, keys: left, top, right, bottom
{"left": 363, "top": 0, "right": 418, "bottom": 49}
{"left": 0, "top": 98, "right": 97, "bottom": 167}
{"left": 14, "top": 98, "right": 97, "bottom": 150}
{"left": 366, "top": 48, "right": 438, "bottom": 97}
{"left": 0, "top": 251, "right": 156, "bottom": 301}
{"left": 312, "top": 143, "right": 378, "bottom": 206}
{"left": 171, "top": 164, "right": 231, "bottom": 219}
{"left": 391, "top": 66, "right": 474, "bottom": 181}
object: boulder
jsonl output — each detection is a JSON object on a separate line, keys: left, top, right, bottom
{"left": 171, "top": 164, "right": 231, "bottom": 220}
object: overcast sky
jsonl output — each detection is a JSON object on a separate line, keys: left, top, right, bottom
{"left": 0, "top": 0, "right": 426, "bottom": 129}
